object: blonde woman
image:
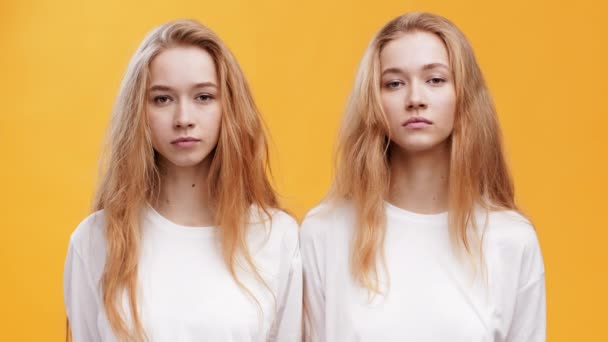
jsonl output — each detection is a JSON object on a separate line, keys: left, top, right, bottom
{"left": 301, "top": 12, "right": 545, "bottom": 341}
{"left": 63, "top": 20, "right": 301, "bottom": 341}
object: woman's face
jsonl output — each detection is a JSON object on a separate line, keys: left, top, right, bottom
{"left": 146, "top": 46, "right": 222, "bottom": 169}
{"left": 380, "top": 31, "right": 456, "bottom": 154}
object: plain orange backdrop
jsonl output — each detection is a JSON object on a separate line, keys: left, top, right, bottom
{"left": 1, "top": 0, "right": 606, "bottom": 340}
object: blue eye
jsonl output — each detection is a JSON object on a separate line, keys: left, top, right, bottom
{"left": 153, "top": 95, "right": 172, "bottom": 104}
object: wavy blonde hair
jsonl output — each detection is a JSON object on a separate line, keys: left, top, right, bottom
{"left": 69, "top": 19, "right": 278, "bottom": 341}
{"left": 333, "top": 12, "right": 516, "bottom": 293}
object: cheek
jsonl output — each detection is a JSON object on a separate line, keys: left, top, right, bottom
{"left": 381, "top": 92, "right": 404, "bottom": 123}
{"left": 447, "top": 98, "right": 456, "bottom": 129}
{"left": 434, "top": 91, "right": 456, "bottom": 129}
{"left": 146, "top": 112, "right": 169, "bottom": 144}
{"left": 200, "top": 108, "right": 222, "bottom": 139}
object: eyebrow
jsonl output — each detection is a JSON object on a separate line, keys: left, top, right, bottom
{"left": 381, "top": 63, "right": 450, "bottom": 76}
{"left": 149, "top": 82, "right": 218, "bottom": 91}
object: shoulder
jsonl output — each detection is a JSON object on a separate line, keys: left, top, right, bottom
{"left": 300, "top": 199, "right": 355, "bottom": 243}
{"left": 66, "top": 210, "right": 108, "bottom": 279}
{"left": 69, "top": 210, "right": 107, "bottom": 257}
{"left": 482, "top": 210, "right": 545, "bottom": 278}
{"left": 268, "top": 208, "right": 299, "bottom": 243}
{"left": 481, "top": 210, "right": 539, "bottom": 249}
{"left": 249, "top": 206, "right": 299, "bottom": 251}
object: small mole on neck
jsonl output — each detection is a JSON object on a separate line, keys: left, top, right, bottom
{"left": 192, "top": 184, "right": 196, "bottom": 188}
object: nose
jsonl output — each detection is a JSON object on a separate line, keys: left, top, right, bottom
{"left": 174, "top": 101, "right": 195, "bottom": 129}
{"left": 406, "top": 82, "right": 427, "bottom": 111}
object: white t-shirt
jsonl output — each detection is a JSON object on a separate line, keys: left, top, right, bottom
{"left": 301, "top": 201, "right": 545, "bottom": 342}
{"left": 64, "top": 206, "right": 302, "bottom": 342}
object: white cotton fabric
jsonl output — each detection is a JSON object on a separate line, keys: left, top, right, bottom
{"left": 301, "top": 201, "right": 545, "bottom": 342}
{"left": 64, "top": 206, "right": 302, "bottom": 342}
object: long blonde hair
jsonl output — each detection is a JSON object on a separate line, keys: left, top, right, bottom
{"left": 87, "top": 19, "right": 277, "bottom": 340}
{"left": 333, "top": 12, "right": 516, "bottom": 293}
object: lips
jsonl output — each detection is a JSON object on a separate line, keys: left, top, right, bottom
{"left": 403, "top": 116, "right": 433, "bottom": 127}
{"left": 171, "top": 137, "right": 200, "bottom": 144}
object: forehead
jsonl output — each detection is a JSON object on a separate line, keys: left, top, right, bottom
{"left": 380, "top": 31, "right": 449, "bottom": 70}
{"left": 149, "top": 46, "right": 218, "bottom": 85}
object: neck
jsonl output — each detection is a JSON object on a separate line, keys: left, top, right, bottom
{"left": 151, "top": 157, "right": 214, "bottom": 227}
{"left": 388, "top": 142, "right": 450, "bottom": 214}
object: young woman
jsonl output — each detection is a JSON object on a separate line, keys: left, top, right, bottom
{"left": 63, "top": 20, "right": 301, "bottom": 341}
{"left": 301, "top": 12, "right": 545, "bottom": 341}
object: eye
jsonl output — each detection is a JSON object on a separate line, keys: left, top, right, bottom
{"left": 196, "top": 93, "right": 214, "bottom": 102}
{"left": 428, "top": 77, "right": 446, "bottom": 85}
{"left": 385, "top": 80, "right": 404, "bottom": 89}
{"left": 153, "top": 95, "right": 172, "bottom": 105}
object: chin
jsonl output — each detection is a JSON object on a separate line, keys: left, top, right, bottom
{"left": 393, "top": 138, "right": 449, "bottom": 154}
{"left": 170, "top": 160, "right": 207, "bottom": 168}
{"left": 165, "top": 153, "right": 212, "bottom": 168}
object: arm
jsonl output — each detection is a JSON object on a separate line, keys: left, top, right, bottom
{"left": 268, "top": 220, "right": 303, "bottom": 342}
{"left": 507, "top": 276, "right": 546, "bottom": 341}
{"left": 506, "top": 230, "right": 546, "bottom": 342}
{"left": 300, "top": 222, "right": 325, "bottom": 342}
{"left": 64, "top": 238, "right": 101, "bottom": 342}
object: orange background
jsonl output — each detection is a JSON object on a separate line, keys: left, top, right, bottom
{"left": 1, "top": 0, "right": 606, "bottom": 340}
